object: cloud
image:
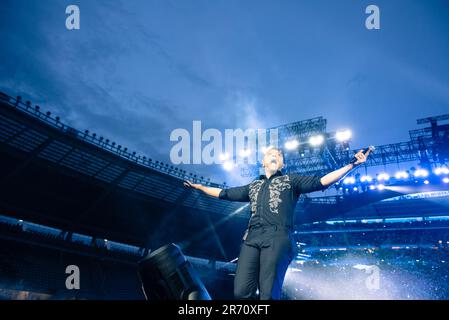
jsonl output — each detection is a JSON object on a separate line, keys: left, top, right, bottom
{"left": 1, "top": 0, "right": 448, "bottom": 184}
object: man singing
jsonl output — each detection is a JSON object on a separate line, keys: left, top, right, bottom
{"left": 184, "top": 146, "right": 371, "bottom": 300}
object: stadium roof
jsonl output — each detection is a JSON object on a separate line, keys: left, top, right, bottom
{"left": 1, "top": 91, "right": 449, "bottom": 259}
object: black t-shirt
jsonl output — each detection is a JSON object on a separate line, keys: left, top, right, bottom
{"left": 218, "top": 171, "right": 327, "bottom": 230}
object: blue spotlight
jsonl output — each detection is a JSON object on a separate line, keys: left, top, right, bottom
{"left": 343, "top": 177, "right": 356, "bottom": 184}
{"left": 219, "top": 153, "right": 230, "bottom": 161}
{"left": 285, "top": 140, "right": 299, "bottom": 150}
{"left": 309, "top": 135, "right": 324, "bottom": 147}
{"left": 336, "top": 130, "right": 352, "bottom": 142}
{"left": 360, "top": 175, "right": 373, "bottom": 183}
{"left": 222, "top": 161, "right": 234, "bottom": 171}
{"left": 414, "top": 169, "right": 429, "bottom": 178}
{"left": 395, "top": 171, "right": 409, "bottom": 179}
{"left": 435, "top": 167, "right": 449, "bottom": 175}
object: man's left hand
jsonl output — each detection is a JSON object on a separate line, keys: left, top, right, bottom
{"left": 353, "top": 148, "right": 372, "bottom": 166}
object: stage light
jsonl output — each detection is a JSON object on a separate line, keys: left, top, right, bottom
{"left": 377, "top": 184, "right": 385, "bottom": 190}
{"left": 369, "top": 185, "right": 376, "bottom": 190}
{"left": 285, "top": 140, "right": 299, "bottom": 150}
{"left": 138, "top": 243, "right": 211, "bottom": 300}
{"left": 360, "top": 175, "right": 372, "bottom": 182}
{"left": 343, "top": 177, "right": 355, "bottom": 184}
{"left": 377, "top": 173, "right": 390, "bottom": 181}
{"left": 239, "top": 149, "right": 251, "bottom": 157}
{"left": 424, "top": 180, "right": 430, "bottom": 185}
{"left": 309, "top": 135, "right": 324, "bottom": 147}
{"left": 395, "top": 171, "right": 409, "bottom": 179}
{"left": 222, "top": 161, "right": 234, "bottom": 171}
{"left": 261, "top": 146, "right": 273, "bottom": 153}
{"left": 443, "top": 177, "right": 449, "bottom": 184}
{"left": 435, "top": 167, "right": 449, "bottom": 175}
{"left": 353, "top": 187, "right": 358, "bottom": 191}
{"left": 336, "top": 130, "right": 352, "bottom": 142}
{"left": 219, "top": 153, "right": 230, "bottom": 161}
{"left": 414, "top": 169, "right": 429, "bottom": 178}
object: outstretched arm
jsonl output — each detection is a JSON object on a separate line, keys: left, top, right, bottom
{"left": 183, "top": 180, "right": 222, "bottom": 198}
{"left": 320, "top": 148, "right": 372, "bottom": 187}
{"left": 184, "top": 180, "right": 250, "bottom": 202}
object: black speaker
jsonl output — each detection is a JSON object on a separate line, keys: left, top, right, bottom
{"left": 138, "top": 243, "right": 211, "bottom": 300}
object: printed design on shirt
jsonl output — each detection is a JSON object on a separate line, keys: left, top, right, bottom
{"left": 268, "top": 175, "right": 291, "bottom": 214}
{"left": 248, "top": 180, "right": 264, "bottom": 215}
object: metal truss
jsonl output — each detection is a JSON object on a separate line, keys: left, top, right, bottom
{"left": 240, "top": 114, "right": 449, "bottom": 177}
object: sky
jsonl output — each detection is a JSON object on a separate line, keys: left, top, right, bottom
{"left": 1, "top": 0, "right": 448, "bottom": 185}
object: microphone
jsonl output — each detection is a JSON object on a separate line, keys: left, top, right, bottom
{"left": 350, "top": 145, "right": 375, "bottom": 164}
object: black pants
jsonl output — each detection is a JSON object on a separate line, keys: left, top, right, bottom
{"left": 233, "top": 225, "right": 295, "bottom": 300}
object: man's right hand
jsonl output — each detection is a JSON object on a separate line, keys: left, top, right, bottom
{"left": 183, "top": 180, "right": 203, "bottom": 191}
{"left": 183, "top": 180, "right": 222, "bottom": 198}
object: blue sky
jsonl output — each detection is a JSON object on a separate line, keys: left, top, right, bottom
{"left": 1, "top": 0, "right": 448, "bottom": 185}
